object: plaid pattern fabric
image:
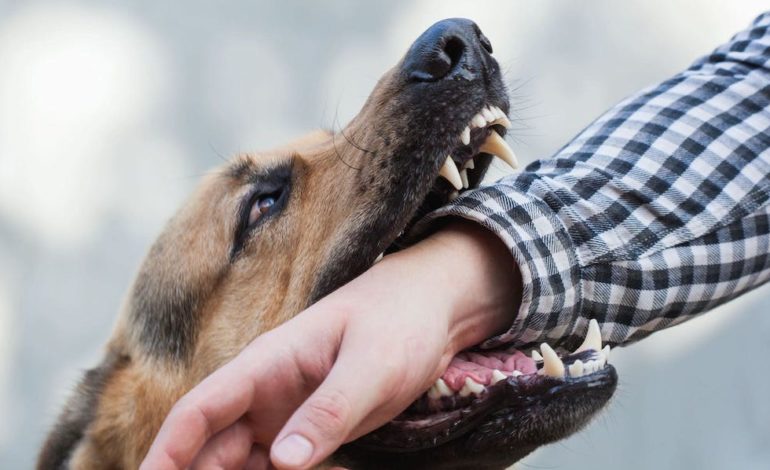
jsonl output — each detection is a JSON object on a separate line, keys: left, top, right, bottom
{"left": 418, "top": 12, "right": 770, "bottom": 352}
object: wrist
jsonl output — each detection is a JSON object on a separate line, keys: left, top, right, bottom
{"left": 401, "top": 220, "right": 522, "bottom": 355}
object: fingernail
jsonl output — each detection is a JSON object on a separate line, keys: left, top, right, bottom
{"left": 273, "top": 434, "right": 314, "bottom": 467}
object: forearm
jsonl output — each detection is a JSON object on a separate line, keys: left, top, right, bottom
{"left": 418, "top": 221, "right": 522, "bottom": 352}
{"left": 384, "top": 220, "right": 522, "bottom": 355}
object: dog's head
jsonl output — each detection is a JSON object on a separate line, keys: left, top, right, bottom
{"left": 41, "top": 18, "right": 616, "bottom": 470}
{"left": 127, "top": 18, "right": 516, "bottom": 376}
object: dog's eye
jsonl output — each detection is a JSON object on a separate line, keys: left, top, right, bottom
{"left": 248, "top": 194, "right": 278, "bottom": 226}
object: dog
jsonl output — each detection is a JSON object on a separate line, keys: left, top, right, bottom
{"left": 38, "top": 18, "right": 616, "bottom": 469}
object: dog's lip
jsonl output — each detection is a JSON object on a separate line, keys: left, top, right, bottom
{"left": 356, "top": 321, "right": 614, "bottom": 451}
{"left": 357, "top": 363, "right": 617, "bottom": 452}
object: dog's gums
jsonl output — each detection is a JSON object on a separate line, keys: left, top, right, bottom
{"left": 38, "top": 18, "right": 617, "bottom": 470}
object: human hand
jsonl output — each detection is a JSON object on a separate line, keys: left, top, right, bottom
{"left": 140, "top": 221, "right": 520, "bottom": 470}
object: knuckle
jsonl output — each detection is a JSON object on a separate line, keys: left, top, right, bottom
{"left": 172, "top": 399, "right": 214, "bottom": 440}
{"left": 303, "top": 389, "right": 353, "bottom": 438}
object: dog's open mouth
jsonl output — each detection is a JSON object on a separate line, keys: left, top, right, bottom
{"left": 342, "top": 96, "right": 618, "bottom": 464}
{"left": 342, "top": 100, "right": 617, "bottom": 467}
{"left": 355, "top": 320, "right": 615, "bottom": 452}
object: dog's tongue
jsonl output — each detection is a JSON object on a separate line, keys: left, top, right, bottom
{"left": 440, "top": 350, "right": 537, "bottom": 391}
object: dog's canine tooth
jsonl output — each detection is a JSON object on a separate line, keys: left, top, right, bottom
{"left": 461, "top": 126, "right": 471, "bottom": 145}
{"left": 491, "top": 106, "right": 504, "bottom": 119}
{"left": 531, "top": 349, "right": 543, "bottom": 361}
{"left": 482, "top": 107, "right": 495, "bottom": 122}
{"left": 460, "top": 169, "right": 469, "bottom": 189}
{"left": 460, "top": 377, "right": 485, "bottom": 397}
{"left": 439, "top": 156, "right": 463, "bottom": 190}
{"left": 568, "top": 359, "right": 584, "bottom": 378}
{"left": 435, "top": 378, "right": 453, "bottom": 397}
{"left": 374, "top": 253, "right": 384, "bottom": 263}
{"left": 472, "top": 113, "right": 486, "bottom": 128}
{"left": 463, "top": 159, "right": 475, "bottom": 170}
{"left": 574, "top": 319, "right": 602, "bottom": 354}
{"left": 491, "top": 369, "right": 507, "bottom": 384}
{"left": 539, "top": 343, "right": 565, "bottom": 378}
{"left": 602, "top": 345, "right": 611, "bottom": 361}
{"left": 480, "top": 130, "right": 519, "bottom": 169}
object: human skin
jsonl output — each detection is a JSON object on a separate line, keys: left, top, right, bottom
{"left": 140, "top": 220, "right": 521, "bottom": 470}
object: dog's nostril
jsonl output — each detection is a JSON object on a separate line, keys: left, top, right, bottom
{"left": 443, "top": 37, "right": 465, "bottom": 71}
{"left": 407, "top": 36, "right": 466, "bottom": 82}
{"left": 404, "top": 19, "right": 490, "bottom": 82}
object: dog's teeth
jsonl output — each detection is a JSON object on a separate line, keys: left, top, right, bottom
{"left": 460, "top": 169, "right": 469, "bottom": 189}
{"left": 568, "top": 359, "right": 584, "bottom": 378}
{"left": 491, "top": 369, "right": 507, "bottom": 384}
{"left": 574, "top": 319, "right": 602, "bottom": 354}
{"left": 511, "top": 370, "right": 523, "bottom": 377}
{"left": 492, "top": 106, "right": 504, "bottom": 119}
{"left": 479, "top": 130, "right": 519, "bottom": 169}
{"left": 427, "top": 384, "right": 441, "bottom": 400}
{"left": 539, "top": 343, "right": 565, "bottom": 378}
{"left": 439, "top": 156, "right": 463, "bottom": 190}
{"left": 464, "top": 159, "right": 475, "bottom": 170}
{"left": 531, "top": 349, "right": 543, "bottom": 361}
{"left": 435, "top": 378, "right": 453, "bottom": 397}
{"left": 472, "top": 113, "right": 486, "bottom": 128}
{"left": 460, "top": 126, "right": 471, "bottom": 145}
{"left": 459, "top": 377, "right": 485, "bottom": 397}
{"left": 374, "top": 253, "right": 384, "bottom": 263}
{"left": 602, "top": 345, "right": 611, "bottom": 361}
{"left": 481, "top": 107, "right": 495, "bottom": 122}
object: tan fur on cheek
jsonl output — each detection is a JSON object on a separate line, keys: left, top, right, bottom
{"left": 72, "top": 361, "right": 185, "bottom": 469}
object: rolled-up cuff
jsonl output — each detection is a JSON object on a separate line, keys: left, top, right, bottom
{"left": 410, "top": 181, "right": 584, "bottom": 351}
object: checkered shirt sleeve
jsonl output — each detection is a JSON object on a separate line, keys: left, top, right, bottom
{"left": 419, "top": 12, "right": 770, "bottom": 351}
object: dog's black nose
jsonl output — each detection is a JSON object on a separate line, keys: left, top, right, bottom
{"left": 403, "top": 18, "right": 493, "bottom": 82}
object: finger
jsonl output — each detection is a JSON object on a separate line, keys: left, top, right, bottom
{"left": 244, "top": 446, "right": 270, "bottom": 470}
{"left": 269, "top": 341, "right": 415, "bottom": 469}
{"left": 140, "top": 345, "right": 267, "bottom": 470}
{"left": 191, "top": 418, "right": 255, "bottom": 470}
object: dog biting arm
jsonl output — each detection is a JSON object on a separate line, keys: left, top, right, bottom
{"left": 412, "top": 11, "right": 770, "bottom": 354}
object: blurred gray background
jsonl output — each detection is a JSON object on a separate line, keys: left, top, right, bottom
{"left": 1, "top": 0, "right": 769, "bottom": 468}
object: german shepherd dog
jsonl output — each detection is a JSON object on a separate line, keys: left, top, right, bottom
{"left": 38, "top": 19, "right": 617, "bottom": 469}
